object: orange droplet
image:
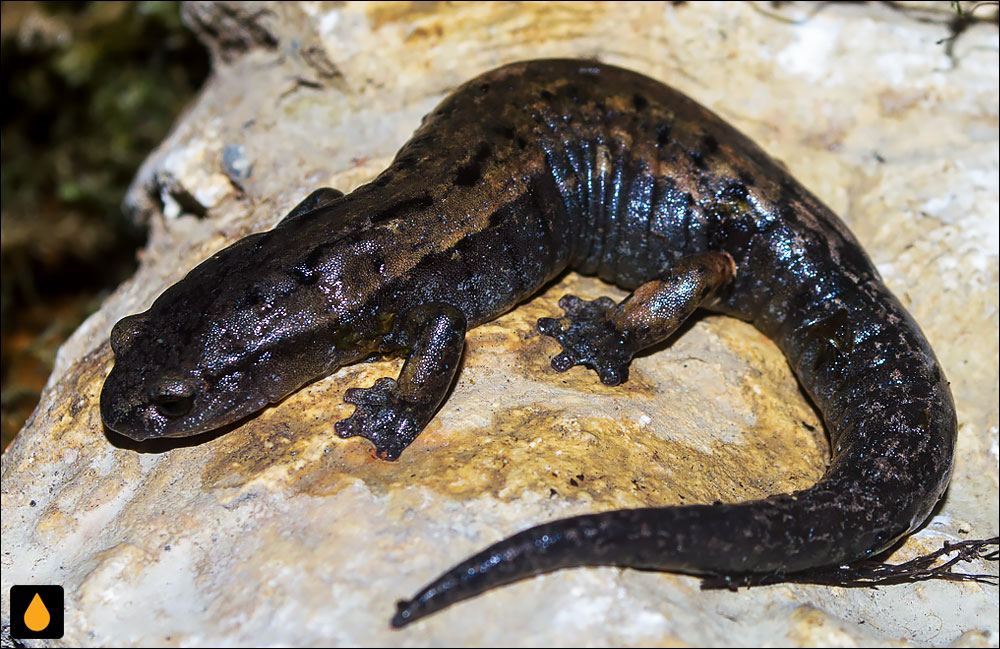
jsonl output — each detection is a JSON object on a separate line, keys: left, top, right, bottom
{"left": 24, "top": 592, "right": 51, "bottom": 632}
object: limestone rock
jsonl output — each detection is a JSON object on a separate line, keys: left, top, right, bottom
{"left": 2, "top": 2, "right": 997, "bottom": 646}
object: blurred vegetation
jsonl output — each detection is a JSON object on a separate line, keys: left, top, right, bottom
{"left": 1, "top": 1, "right": 209, "bottom": 449}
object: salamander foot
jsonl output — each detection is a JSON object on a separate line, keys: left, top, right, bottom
{"left": 538, "top": 295, "right": 633, "bottom": 386}
{"left": 335, "top": 377, "right": 422, "bottom": 460}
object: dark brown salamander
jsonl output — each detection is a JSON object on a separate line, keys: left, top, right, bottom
{"left": 100, "top": 60, "right": 957, "bottom": 628}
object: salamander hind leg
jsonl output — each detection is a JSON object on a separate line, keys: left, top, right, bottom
{"left": 539, "top": 252, "right": 736, "bottom": 386}
{"left": 335, "top": 303, "right": 466, "bottom": 460}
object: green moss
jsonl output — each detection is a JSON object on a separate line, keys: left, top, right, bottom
{"left": 1, "top": 1, "right": 210, "bottom": 448}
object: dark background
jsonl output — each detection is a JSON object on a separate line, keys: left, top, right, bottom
{"left": 1, "top": 1, "right": 210, "bottom": 449}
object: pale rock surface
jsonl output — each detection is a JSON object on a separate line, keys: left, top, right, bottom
{"left": 2, "top": 1, "right": 998, "bottom": 646}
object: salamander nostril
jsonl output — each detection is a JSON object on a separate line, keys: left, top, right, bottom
{"left": 150, "top": 378, "right": 196, "bottom": 419}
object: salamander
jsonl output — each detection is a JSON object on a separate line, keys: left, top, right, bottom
{"left": 100, "top": 59, "right": 957, "bottom": 628}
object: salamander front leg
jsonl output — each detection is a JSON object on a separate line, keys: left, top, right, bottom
{"left": 279, "top": 187, "right": 345, "bottom": 223}
{"left": 539, "top": 252, "right": 735, "bottom": 385}
{"left": 335, "top": 303, "right": 466, "bottom": 460}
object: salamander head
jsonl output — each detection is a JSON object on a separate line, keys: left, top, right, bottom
{"left": 101, "top": 306, "right": 272, "bottom": 441}
{"left": 100, "top": 228, "right": 392, "bottom": 441}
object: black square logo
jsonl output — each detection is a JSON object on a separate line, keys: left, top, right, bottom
{"left": 9, "top": 585, "right": 64, "bottom": 639}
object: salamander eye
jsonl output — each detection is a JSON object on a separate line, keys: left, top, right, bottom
{"left": 149, "top": 378, "right": 196, "bottom": 419}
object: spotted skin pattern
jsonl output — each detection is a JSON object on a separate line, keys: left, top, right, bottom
{"left": 100, "top": 60, "right": 956, "bottom": 628}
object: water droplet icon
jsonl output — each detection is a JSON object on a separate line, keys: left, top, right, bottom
{"left": 24, "top": 593, "right": 51, "bottom": 632}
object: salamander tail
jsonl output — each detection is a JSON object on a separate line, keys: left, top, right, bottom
{"left": 389, "top": 476, "right": 915, "bottom": 628}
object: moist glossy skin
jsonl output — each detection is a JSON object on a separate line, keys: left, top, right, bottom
{"left": 100, "top": 60, "right": 957, "bottom": 628}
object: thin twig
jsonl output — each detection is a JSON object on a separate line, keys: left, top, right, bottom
{"left": 702, "top": 537, "right": 999, "bottom": 591}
